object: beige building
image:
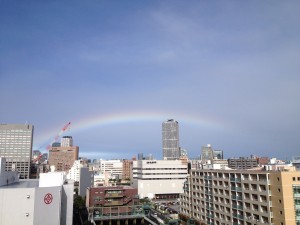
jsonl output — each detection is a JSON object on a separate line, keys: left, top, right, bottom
{"left": 180, "top": 167, "right": 300, "bottom": 225}
{"left": 48, "top": 146, "right": 79, "bottom": 172}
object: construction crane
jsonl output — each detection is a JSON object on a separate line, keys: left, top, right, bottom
{"left": 45, "top": 121, "right": 71, "bottom": 150}
{"left": 33, "top": 122, "right": 71, "bottom": 163}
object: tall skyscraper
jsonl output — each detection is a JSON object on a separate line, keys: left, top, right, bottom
{"left": 0, "top": 124, "right": 34, "bottom": 179}
{"left": 201, "top": 144, "right": 214, "bottom": 162}
{"left": 162, "top": 119, "right": 180, "bottom": 160}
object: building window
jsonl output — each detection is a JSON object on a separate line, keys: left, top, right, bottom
{"left": 293, "top": 177, "right": 296, "bottom": 181}
{"left": 278, "top": 188, "right": 281, "bottom": 192}
{"left": 277, "top": 177, "right": 280, "bottom": 181}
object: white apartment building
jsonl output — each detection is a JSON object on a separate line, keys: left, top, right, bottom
{"left": 67, "top": 160, "right": 84, "bottom": 182}
{"left": 132, "top": 159, "right": 188, "bottom": 199}
{"left": 67, "top": 160, "right": 93, "bottom": 197}
{"left": 0, "top": 157, "right": 74, "bottom": 225}
{"left": 93, "top": 159, "right": 123, "bottom": 179}
{"left": 180, "top": 166, "right": 300, "bottom": 225}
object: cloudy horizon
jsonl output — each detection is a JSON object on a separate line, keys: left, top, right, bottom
{"left": 1, "top": 1, "right": 300, "bottom": 160}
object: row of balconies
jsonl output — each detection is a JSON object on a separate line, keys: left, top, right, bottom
{"left": 191, "top": 184, "right": 268, "bottom": 194}
{"left": 188, "top": 210, "right": 270, "bottom": 224}
{"left": 186, "top": 196, "right": 271, "bottom": 215}
{"left": 191, "top": 189, "right": 269, "bottom": 203}
{"left": 191, "top": 175, "right": 269, "bottom": 185}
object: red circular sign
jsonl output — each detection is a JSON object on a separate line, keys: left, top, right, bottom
{"left": 44, "top": 193, "right": 53, "bottom": 204}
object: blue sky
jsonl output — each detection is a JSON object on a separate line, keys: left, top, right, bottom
{"left": 1, "top": 1, "right": 300, "bottom": 160}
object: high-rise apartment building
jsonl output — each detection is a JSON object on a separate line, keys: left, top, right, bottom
{"left": 0, "top": 124, "right": 34, "bottom": 179}
{"left": 180, "top": 167, "right": 300, "bottom": 225}
{"left": 162, "top": 119, "right": 180, "bottom": 160}
{"left": 48, "top": 136, "right": 79, "bottom": 172}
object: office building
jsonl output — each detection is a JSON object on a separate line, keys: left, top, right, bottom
{"left": 0, "top": 124, "right": 34, "bottom": 179}
{"left": 213, "top": 150, "right": 223, "bottom": 159}
{"left": 61, "top": 136, "right": 73, "bottom": 147}
{"left": 292, "top": 156, "right": 300, "bottom": 171}
{"left": 228, "top": 157, "right": 258, "bottom": 169}
{"left": 0, "top": 159, "right": 73, "bottom": 225}
{"left": 180, "top": 148, "right": 188, "bottom": 157}
{"left": 180, "top": 167, "right": 300, "bottom": 225}
{"left": 99, "top": 159, "right": 123, "bottom": 179}
{"left": 138, "top": 153, "right": 144, "bottom": 160}
{"left": 162, "top": 119, "right": 180, "bottom": 160}
{"left": 122, "top": 159, "right": 132, "bottom": 181}
{"left": 201, "top": 144, "right": 214, "bottom": 162}
{"left": 257, "top": 157, "right": 269, "bottom": 166}
{"left": 132, "top": 159, "right": 188, "bottom": 199}
{"left": 48, "top": 136, "right": 79, "bottom": 172}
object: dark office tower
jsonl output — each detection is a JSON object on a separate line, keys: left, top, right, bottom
{"left": 213, "top": 150, "right": 224, "bottom": 159}
{"left": 138, "top": 153, "right": 144, "bottom": 160}
{"left": 0, "top": 124, "right": 34, "bottom": 179}
{"left": 162, "top": 119, "right": 180, "bottom": 160}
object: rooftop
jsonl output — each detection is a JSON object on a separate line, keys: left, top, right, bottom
{"left": 0, "top": 179, "right": 39, "bottom": 189}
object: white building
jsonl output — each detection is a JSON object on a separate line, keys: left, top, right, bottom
{"left": 132, "top": 159, "right": 188, "bottom": 199}
{"left": 95, "top": 159, "right": 123, "bottom": 179}
{"left": 67, "top": 160, "right": 84, "bottom": 182}
{"left": 0, "top": 158, "right": 73, "bottom": 225}
{"left": 67, "top": 160, "right": 93, "bottom": 197}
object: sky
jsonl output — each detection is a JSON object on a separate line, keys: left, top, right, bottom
{"left": 1, "top": 1, "right": 300, "bottom": 161}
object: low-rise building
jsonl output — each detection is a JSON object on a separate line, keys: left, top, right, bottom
{"left": 86, "top": 186, "right": 140, "bottom": 222}
{"left": 0, "top": 157, "right": 73, "bottom": 225}
{"left": 228, "top": 157, "right": 258, "bottom": 169}
{"left": 132, "top": 159, "right": 188, "bottom": 199}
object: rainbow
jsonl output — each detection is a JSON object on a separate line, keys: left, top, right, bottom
{"left": 33, "top": 111, "right": 224, "bottom": 149}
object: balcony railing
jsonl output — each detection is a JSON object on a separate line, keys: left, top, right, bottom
{"left": 105, "top": 193, "right": 124, "bottom": 198}
{"left": 104, "top": 201, "right": 123, "bottom": 206}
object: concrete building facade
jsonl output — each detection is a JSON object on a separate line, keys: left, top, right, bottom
{"left": 162, "top": 119, "right": 180, "bottom": 160}
{"left": 228, "top": 157, "right": 258, "bottom": 169}
{"left": 48, "top": 143, "right": 79, "bottom": 172}
{"left": 0, "top": 124, "right": 34, "bottom": 179}
{"left": 180, "top": 167, "right": 300, "bottom": 225}
{"left": 132, "top": 159, "right": 188, "bottom": 199}
{"left": 0, "top": 162, "right": 73, "bottom": 225}
{"left": 122, "top": 159, "right": 132, "bottom": 181}
{"left": 201, "top": 144, "right": 214, "bottom": 163}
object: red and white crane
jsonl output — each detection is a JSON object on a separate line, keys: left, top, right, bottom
{"left": 33, "top": 122, "right": 71, "bottom": 163}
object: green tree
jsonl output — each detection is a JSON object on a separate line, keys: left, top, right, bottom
{"left": 74, "top": 195, "right": 85, "bottom": 209}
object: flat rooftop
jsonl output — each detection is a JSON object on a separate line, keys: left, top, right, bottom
{"left": 0, "top": 179, "right": 39, "bottom": 189}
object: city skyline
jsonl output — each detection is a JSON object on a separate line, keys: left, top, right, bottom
{"left": 1, "top": 1, "right": 300, "bottom": 160}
